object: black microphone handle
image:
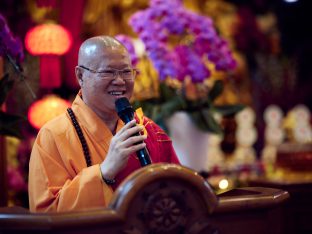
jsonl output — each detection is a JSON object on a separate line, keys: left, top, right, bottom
{"left": 136, "top": 146, "right": 151, "bottom": 166}
{"left": 130, "top": 126, "right": 152, "bottom": 166}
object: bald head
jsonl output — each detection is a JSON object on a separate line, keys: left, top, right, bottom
{"left": 78, "top": 36, "right": 128, "bottom": 66}
{"left": 75, "top": 35, "right": 135, "bottom": 122}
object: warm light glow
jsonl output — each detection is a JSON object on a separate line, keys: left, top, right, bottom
{"left": 283, "top": 0, "right": 298, "bottom": 3}
{"left": 28, "top": 95, "right": 71, "bottom": 129}
{"left": 218, "top": 179, "right": 229, "bottom": 190}
{"left": 25, "top": 24, "right": 72, "bottom": 55}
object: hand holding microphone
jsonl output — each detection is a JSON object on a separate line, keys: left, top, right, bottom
{"left": 115, "top": 97, "right": 152, "bottom": 167}
{"left": 100, "top": 97, "right": 151, "bottom": 183}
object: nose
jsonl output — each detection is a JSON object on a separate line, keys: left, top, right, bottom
{"left": 113, "top": 71, "right": 125, "bottom": 83}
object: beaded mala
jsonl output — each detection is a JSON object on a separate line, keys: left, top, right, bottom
{"left": 67, "top": 108, "right": 92, "bottom": 167}
{"left": 67, "top": 107, "right": 116, "bottom": 185}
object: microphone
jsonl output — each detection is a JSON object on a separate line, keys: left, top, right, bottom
{"left": 115, "top": 97, "right": 152, "bottom": 167}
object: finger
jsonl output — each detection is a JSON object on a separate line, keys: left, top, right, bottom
{"left": 115, "top": 119, "right": 137, "bottom": 136}
{"left": 108, "top": 138, "right": 146, "bottom": 161}
{"left": 118, "top": 125, "right": 144, "bottom": 141}
{"left": 109, "top": 133, "right": 146, "bottom": 156}
{"left": 122, "top": 142, "right": 146, "bottom": 157}
{"left": 122, "top": 134, "right": 147, "bottom": 148}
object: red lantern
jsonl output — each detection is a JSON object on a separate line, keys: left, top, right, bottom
{"left": 25, "top": 24, "right": 73, "bottom": 88}
{"left": 28, "top": 95, "right": 70, "bottom": 129}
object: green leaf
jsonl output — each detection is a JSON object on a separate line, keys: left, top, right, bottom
{"left": 159, "top": 95, "right": 186, "bottom": 119}
{"left": 151, "top": 105, "right": 161, "bottom": 121}
{"left": 202, "top": 109, "right": 223, "bottom": 134}
{"left": 214, "top": 104, "right": 245, "bottom": 116}
{"left": 189, "top": 112, "right": 207, "bottom": 131}
{"left": 190, "top": 109, "right": 223, "bottom": 134}
{"left": 133, "top": 99, "right": 161, "bottom": 120}
{"left": 0, "top": 74, "right": 15, "bottom": 105}
{"left": 208, "top": 80, "right": 223, "bottom": 102}
{"left": 155, "top": 118, "right": 168, "bottom": 133}
{"left": 0, "top": 111, "right": 25, "bottom": 138}
{"left": 184, "top": 98, "right": 209, "bottom": 112}
{"left": 159, "top": 82, "right": 177, "bottom": 101}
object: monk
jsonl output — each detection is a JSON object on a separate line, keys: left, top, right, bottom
{"left": 28, "top": 36, "right": 180, "bottom": 212}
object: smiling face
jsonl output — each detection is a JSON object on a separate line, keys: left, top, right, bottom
{"left": 75, "top": 36, "right": 134, "bottom": 120}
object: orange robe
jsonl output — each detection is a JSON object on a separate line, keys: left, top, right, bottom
{"left": 28, "top": 94, "right": 180, "bottom": 212}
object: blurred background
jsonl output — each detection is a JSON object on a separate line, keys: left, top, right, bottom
{"left": 0, "top": 0, "right": 311, "bottom": 208}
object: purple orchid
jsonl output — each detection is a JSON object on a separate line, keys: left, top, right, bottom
{"left": 128, "top": 0, "right": 236, "bottom": 83}
{"left": 115, "top": 34, "right": 138, "bottom": 66}
{"left": 0, "top": 14, "right": 24, "bottom": 63}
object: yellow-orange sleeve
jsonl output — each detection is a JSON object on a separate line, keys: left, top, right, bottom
{"left": 28, "top": 130, "right": 113, "bottom": 212}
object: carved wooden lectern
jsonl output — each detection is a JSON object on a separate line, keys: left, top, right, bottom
{"left": 0, "top": 164, "right": 289, "bottom": 234}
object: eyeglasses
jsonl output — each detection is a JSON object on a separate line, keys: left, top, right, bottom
{"left": 79, "top": 65, "right": 138, "bottom": 80}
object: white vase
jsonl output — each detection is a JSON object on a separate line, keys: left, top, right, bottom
{"left": 166, "top": 111, "right": 211, "bottom": 172}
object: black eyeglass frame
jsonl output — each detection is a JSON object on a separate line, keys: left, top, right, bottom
{"left": 78, "top": 65, "right": 139, "bottom": 80}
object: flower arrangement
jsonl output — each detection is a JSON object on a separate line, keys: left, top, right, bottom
{"left": 119, "top": 0, "right": 244, "bottom": 134}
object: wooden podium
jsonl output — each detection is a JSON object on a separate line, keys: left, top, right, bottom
{"left": 0, "top": 164, "right": 289, "bottom": 234}
{"left": 249, "top": 178, "right": 312, "bottom": 234}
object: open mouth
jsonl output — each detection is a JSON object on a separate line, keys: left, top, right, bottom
{"left": 108, "top": 91, "right": 126, "bottom": 96}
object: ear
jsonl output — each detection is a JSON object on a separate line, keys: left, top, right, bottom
{"left": 75, "top": 66, "right": 83, "bottom": 86}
